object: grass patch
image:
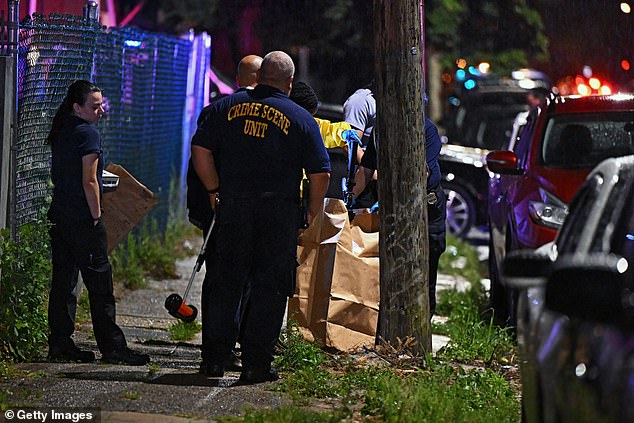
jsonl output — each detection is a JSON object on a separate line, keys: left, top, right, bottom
{"left": 167, "top": 320, "right": 202, "bottom": 341}
{"left": 435, "top": 280, "right": 515, "bottom": 364}
{"left": 361, "top": 363, "right": 519, "bottom": 422}
{"left": 121, "top": 390, "right": 141, "bottom": 400}
{"left": 0, "top": 388, "right": 12, "bottom": 411}
{"left": 76, "top": 287, "right": 91, "bottom": 324}
{"left": 111, "top": 232, "right": 147, "bottom": 289}
{"left": 439, "top": 234, "right": 485, "bottom": 286}
{"left": 274, "top": 323, "right": 339, "bottom": 400}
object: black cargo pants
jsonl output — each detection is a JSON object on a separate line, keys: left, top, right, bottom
{"left": 428, "top": 187, "right": 447, "bottom": 317}
{"left": 48, "top": 212, "right": 127, "bottom": 354}
{"left": 202, "top": 195, "right": 297, "bottom": 370}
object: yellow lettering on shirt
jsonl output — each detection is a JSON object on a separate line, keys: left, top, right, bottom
{"left": 228, "top": 102, "right": 291, "bottom": 135}
{"left": 244, "top": 119, "right": 268, "bottom": 138}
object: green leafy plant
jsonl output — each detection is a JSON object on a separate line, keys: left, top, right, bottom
{"left": 121, "top": 390, "right": 141, "bottom": 400}
{"left": 435, "top": 277, "right": 514, "bottom": 364}
{"left": 146, "top": 362, "right": 161, "bottom": 376}
{"left": 0, "top": 219, "right": 51, "bottom": 361}
{"left": 274, "top": 321, "right": 339, "bottom": 399}
{"left": 110, "top": 232, "right": 146, "bottom": 289}
{"left": 167, "top": 320, "right": 201, "bottom": 341}
{"left": 275, "top": 321, "right": 327, "bottom": 372}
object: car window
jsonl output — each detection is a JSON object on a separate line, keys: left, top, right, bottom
{"left": 541, "top": 113, "right": 634, "bottom": 168}
{"left": 556, "top": 174, "right": 601, "bottom": 254}
{"left": 610, "top": 174, "right": 634, "bottom": 263}
{"left": 589, "top": 169, "right": 630, "bottom": 252}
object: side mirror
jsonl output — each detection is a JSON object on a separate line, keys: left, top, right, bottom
{"left": 502, "top": 249, "right": 553, "bottom": 288}
{"left": 486, "top": 150, "right": 523, "bottom": 175}
{"left": 545, "top": 254, "right": 634, "bottom": 328}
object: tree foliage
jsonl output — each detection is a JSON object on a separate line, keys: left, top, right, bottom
{"left": 154, "top": 0, "right": 221, "bottom": 33}
{"left": 257, "top": 0, "right": 374, "bottom": 103}
{"left": 151, "top": 0, "right": 548, "bottom": 100}
{"left": 427, "top": 0, "right": 549, "bottom": 73}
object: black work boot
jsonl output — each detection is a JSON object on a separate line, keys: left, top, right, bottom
{"left": 239, "top": 366, "right": 279, "bottom": 384}
{"left": 199, "top": 362, "right": 224, "bottom": 377}
{"left": 224, "top": 350, "right": 243, "bottom": 372}
{"left": 48, "top": 345, "right": 96, "bottom": 363}
{"left": 102, "top": 347, "right": 150, "bottom": 366}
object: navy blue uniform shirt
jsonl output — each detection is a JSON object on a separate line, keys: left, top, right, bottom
{"left": 49, "top": 115, "right": 103, "bottom": 222}
{"left": 191, "top": 84, "right": 330, "bottom": 199}
{"left": 360, "top": 117, "right": 442, "bottom": 191}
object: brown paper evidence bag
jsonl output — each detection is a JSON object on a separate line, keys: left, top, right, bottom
{"left": 288, "top": 199, "right": 380, "bottom": 352}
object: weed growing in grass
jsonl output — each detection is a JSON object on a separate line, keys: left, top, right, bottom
{"left": 274, "top": 322, "right": 339, "bottom": 399}
{"left": 111, "top": 232, "right": 146, "bottom": 289}
{"left": 275, "top": 322, "right": 327, "bottom": 372}
{"left": 146, "top": 362, "right": 161, "bottom": 376}
{"left": 75, "top": 288, "right": 91, "bottom": 324}
{"left": 121, "top": 390, "right": 141, "bottom": 400}
{"left": 167, "top": 320, "right": 202, "bottom": 341}
{"left": 435, "top": 285, "right": 515, "bottom": 364}
{"left": 137, "top": 219, "right": 179, "bottom": 279}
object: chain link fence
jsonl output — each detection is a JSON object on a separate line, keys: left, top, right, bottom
{"left": 1, "top": 11, "right": 209, "bottom": 231}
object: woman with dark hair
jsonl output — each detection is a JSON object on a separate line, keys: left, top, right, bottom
{"left": 46, "top": 80, "right": 150, "bottom": 366}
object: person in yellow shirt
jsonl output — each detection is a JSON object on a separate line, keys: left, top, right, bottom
{"left": 290, "top": 81, "right": 361, "bottom": 204}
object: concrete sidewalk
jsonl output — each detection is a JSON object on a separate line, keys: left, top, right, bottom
{"left": 1, "top": 251, "right": 467, "bottom": 422}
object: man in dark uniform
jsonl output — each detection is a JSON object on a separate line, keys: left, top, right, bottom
{"left": 191, "top": 51, "right": 330, "bottom": 383}
{"left": 188, "top": 54, "right": 263, "bottom": 372}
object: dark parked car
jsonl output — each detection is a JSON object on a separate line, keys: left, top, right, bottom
{"left": 441, "top": 84, "right": 530, "bottom": 237}
{"left": 440, "top": 144, "right": 491, "bottom": 237}
{"left": 487, "top": 93, "right": 634, "bottom": 323}
{"left": 503, "top": 155, "right": 634, "bottom": 423}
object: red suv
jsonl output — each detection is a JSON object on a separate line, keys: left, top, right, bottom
{"left": 486, "top": 93, "right": 634, "bottom": 323}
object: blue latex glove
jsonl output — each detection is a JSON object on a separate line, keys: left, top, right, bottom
{"left": 342, "top": 129, "right": 361, "bottom": 145}
{"left": 369, "top": 201, "right": 379, "bottom": 213}
{"left": 342, "top": 129, "right": 360, "bottom": 175}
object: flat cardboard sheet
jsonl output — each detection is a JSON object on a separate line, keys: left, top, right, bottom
{"left": 102, "top": 164, "right": 158, "bottom": 253}
{"left": 288, "top": 199, "right": 380, "bottom": 351}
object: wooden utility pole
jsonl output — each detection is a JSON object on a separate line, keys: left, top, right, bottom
{"left": 374, "top": 0, "right": 430, "bottom": 354}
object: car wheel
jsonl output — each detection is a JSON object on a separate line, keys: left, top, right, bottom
{"left": 443, "top": 182, "right": 475, "bottom": 238}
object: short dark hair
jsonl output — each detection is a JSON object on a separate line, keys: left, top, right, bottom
{"left": 290, "top": 81, "right": 319, "bottom": 115}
